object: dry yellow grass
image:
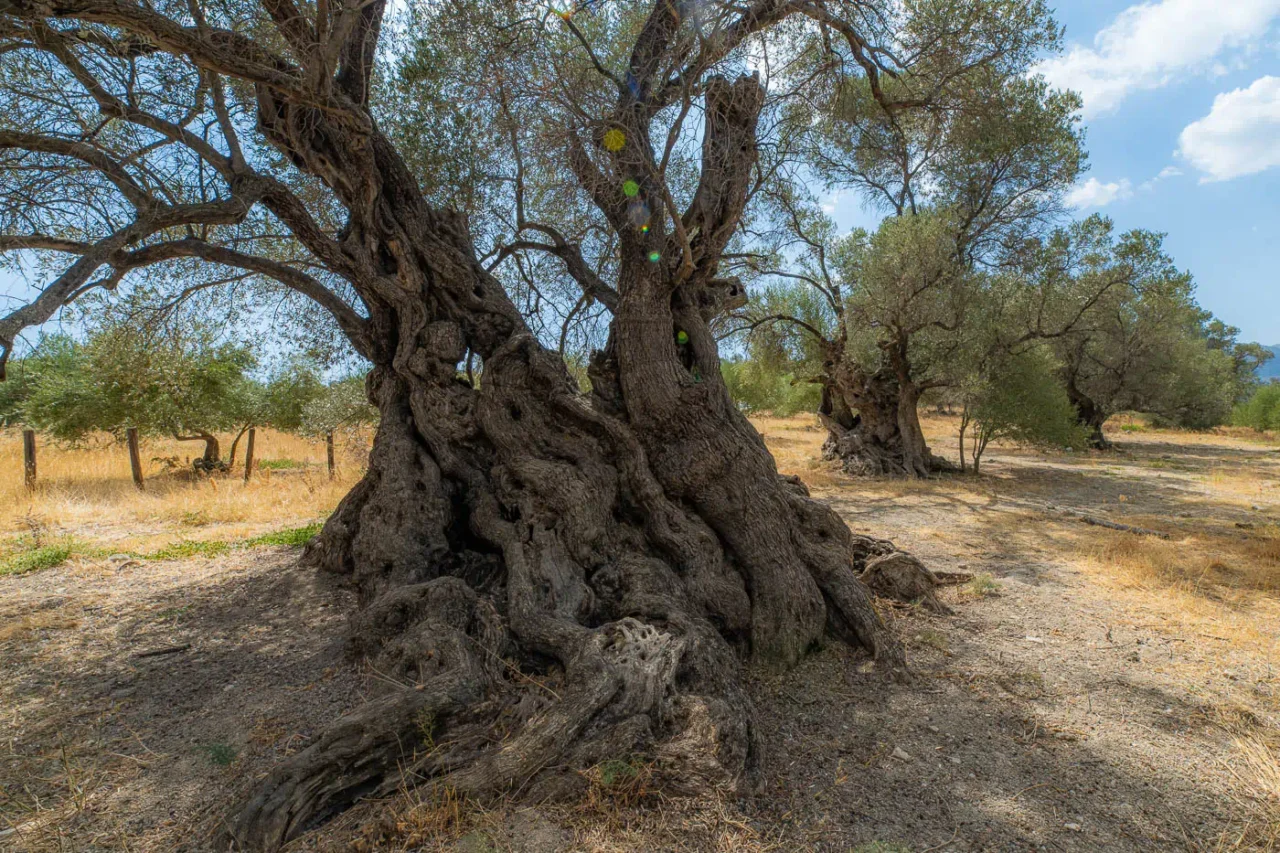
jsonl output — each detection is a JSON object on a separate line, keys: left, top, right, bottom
{"left": 1226, "top": 735, "right": 1280, "bottom": 851}
{"left": 1, "top": 428, "right": 369, "bottom": 553}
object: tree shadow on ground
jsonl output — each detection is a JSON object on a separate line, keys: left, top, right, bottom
{"left": 0, "top": 552, "right": 362, "bottom": 850}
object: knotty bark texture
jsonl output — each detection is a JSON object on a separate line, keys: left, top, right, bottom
{"left": 818, "top": 365, "right": 953, "bottom": 478}
{"left": 225, "top": 78, "right": 934, "bottom": 852}
{"left": 0, "top": 0, "right": 942, "bottom": 846}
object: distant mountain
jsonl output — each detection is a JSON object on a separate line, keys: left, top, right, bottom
{"left": 1261, "top": 346, "right": 1280, "bottom": 381}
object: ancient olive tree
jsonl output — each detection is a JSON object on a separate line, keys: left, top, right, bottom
{"left": 0, "top": 0, "right": 1039, "bottom": 847}
{"left": 726, "top": 9, "right": 1084, "bottom": 477}
{"left": 1041, "top": 219, "right": 1238, "bottom": 446}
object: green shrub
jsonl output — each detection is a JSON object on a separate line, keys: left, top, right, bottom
{"left": 199, "top": 743, "right": 237, "bottom": 766}
{"left": 1233, "top": 384, "right": 1280, "bottom": 432}
{"left": 961, "top": 347, "right": 1090, "bottom": 473}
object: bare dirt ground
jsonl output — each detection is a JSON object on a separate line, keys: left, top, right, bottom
{"left": 2, "top": 416, "right": 1278, "bottom": 852}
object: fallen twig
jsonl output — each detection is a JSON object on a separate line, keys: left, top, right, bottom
{"left": 132, "top": 643, "right": 191, "bottom": 659}
{"left": 1073, "top": 514, "right": 1172, "bottom": 539}
{"left": 1041, "top": 504, "right": 1173, "bottom": 539}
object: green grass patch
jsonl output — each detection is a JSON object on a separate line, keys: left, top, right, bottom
{"left": 597, "top": 757, "right": 642, "bottom": 788}
{"left": 2, "top": 523, "right": 325, "bottom": 574}
{"left": 149, "top": 540, "right": 231, "bottom": 560}
{"left": 244, "top": 523, "right": 322, "bottom": 548}
{"left": 199, "top": 742, "right": 237, "bottom": 767}
{"left": 255, "top": 458, "right": 309, "bottom": 470}
{"left": 0, "top": 542, "right": 74, "bottom": 577}
{"left": 966, "top": 572, "right": 1003, "bottom": 597}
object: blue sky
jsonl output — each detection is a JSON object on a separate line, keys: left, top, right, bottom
{"left": 831, "top": 0, "right": 1280, "bottom": 345}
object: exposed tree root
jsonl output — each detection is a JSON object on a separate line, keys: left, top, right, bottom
{"left": 223, "top": 352, "right": 934, "bottom": 850}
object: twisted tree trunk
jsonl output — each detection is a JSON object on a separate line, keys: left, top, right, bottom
{"left": 228, "top": 269, "right": 927, "bottom": 849}
{"left": 174, "top": 430, "right": 224, "bottom": 471}
{"left": 818, "top": 367, "right": 952, "bottom": 478}
{"left": 1065, "top": 382, "right": 1112, "bottom": 450}
{"left": 221, "top": 55, "right": 935, "bottom": 853}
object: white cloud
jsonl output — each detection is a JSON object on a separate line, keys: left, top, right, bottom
{"left": 1036, "top": 0, "right": 1280, "bottom": 116}
{"left": 1140, "top": 165, "right": 1184, "bottom": 190}
{"left": 1179, "top": 76, "right": 1280, "bottom": 180}
{"left": 1066, "top": 177, "right": 1135, "bottom": 209}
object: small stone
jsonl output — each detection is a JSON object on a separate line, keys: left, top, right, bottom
{"left": 1064, "top": 823, "right": 1083, "bottom": 832}
{"left": 949, "top": 756, "right": 961, "bottom": 765}
{"left": 109, "top": 553, "right": 132, "bottom": 562}
{"left": 891, "top": 746, "right": 914, "bottom": 762}
{"left": 928, "top": 725, "right": 940, "bottom": 733}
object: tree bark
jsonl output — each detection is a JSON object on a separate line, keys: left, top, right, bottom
{"left": 1065, "top": 382, "right": 1112, "bottom": 450}
{"left": 228, "top": 425, "right": 252, "bottom": 470}
{"left": 174, "top": 430, "right": 224, "bottom": 470}
{"left": 818, "top": 367, "right": 953, "bottom": 478}
{"left": 219, "top": 63, "right": 936, "bottom": 853}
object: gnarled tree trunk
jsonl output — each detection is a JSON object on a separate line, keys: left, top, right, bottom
{"left": 1065, "top": 382, "right": 1112, "bottom": 450}
{"left": 223, "top": 169, "right": 933, "bottom": 853}
{"left": 215, "top": 49, "right": 938, "bottom": 853}
{"left": 174, "top": 430, "right": 224, "bottom": 471}
{"left": 227, "top": 296, "right": 927, "bottom": 850}
{"left": 818, "top": 366, "right": 952, "bottom": 478}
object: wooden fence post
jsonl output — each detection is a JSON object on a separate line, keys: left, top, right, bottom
{"left": 126, "top": 428, "right": 145, "bottom": 490}
{"left": 23, "top": 429, "right": 36, "bottom": 491}
{"left": 326, "top": 431, "right": 336, "bottom": 480}
{"left": 243, "top": 428, "right": 256, "bottom": 483}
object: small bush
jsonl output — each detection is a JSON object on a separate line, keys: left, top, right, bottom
{"left": 199, "top": 743, "right": 237, "bottom": 766}
{"left": 966, "top": 573, "right": 1002, "bottom": 597}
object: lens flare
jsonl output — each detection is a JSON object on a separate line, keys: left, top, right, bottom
{"left": 603, "top": 129, "right": 625, "bottom": 152}
{"left": 648, "top": 251, "right": 662, "bottom": 263}
{"left": 676, "top": 330, "right": 689, "bottom": 345}
{"left": 622, "top": 180, "right": 640, "bottom": 198}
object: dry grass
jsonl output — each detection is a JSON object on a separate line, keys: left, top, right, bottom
{"left": 1, "top": 428, "right": 368, "bottom": 554}
{"left": 1224, "top": 735, "right": 1280, "bottom": 850}
{"left": 1081, "top": 526, "right": 1280, "bottom": 594}
{"left": 4, "top": 413, "right": 1279, "bottom": 850}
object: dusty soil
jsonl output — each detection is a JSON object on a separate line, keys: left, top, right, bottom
{"left": 2, "top": 416, "right": 1277, "bottom": 851}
